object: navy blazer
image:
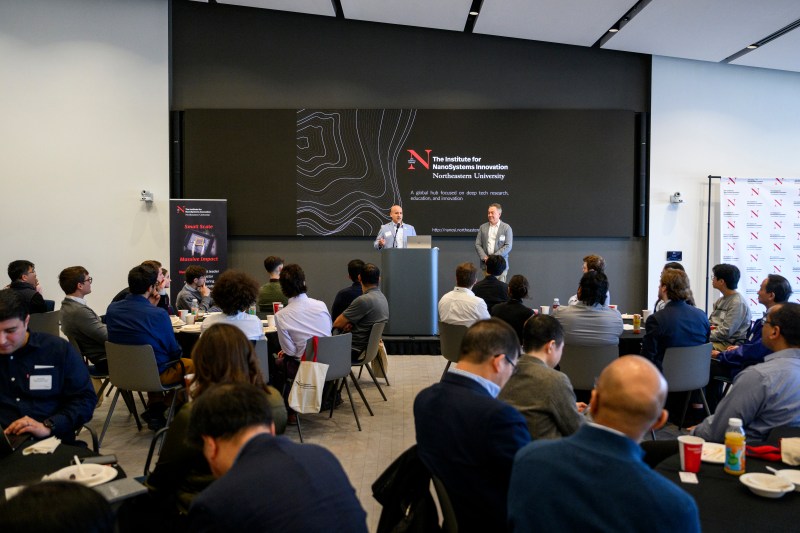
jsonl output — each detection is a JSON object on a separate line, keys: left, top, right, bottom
{"left": 642, "top": 300, "right": 710, "bottom": 370}
{"left": 189, "top": 434, "right": 367, "bottom": 532}
{"left": 414, "top": 372, "right": 531, "bottom": 533}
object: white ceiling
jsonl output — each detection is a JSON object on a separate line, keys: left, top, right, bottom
{"left": 194, "top": 0, "right": 800, "bottom": 74}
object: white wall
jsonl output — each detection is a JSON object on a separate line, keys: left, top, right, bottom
{"left": 649, "top": 56, "right": 800, "bottom": 311}
{"left": 0, "top": 0, "right": 169, "bottom": 313}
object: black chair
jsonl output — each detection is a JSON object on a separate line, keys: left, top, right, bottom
{"left": 438, "top": 321, "right": 468, "bottom": 381}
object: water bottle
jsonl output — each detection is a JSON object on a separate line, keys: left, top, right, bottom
{"left": 552, "top": 298, "right": 560, "bottom": 312}
{"left": 248, "top": 303, "right": 257, "bottom": 315}
{"left": 724, "top": 417, "right": 746, "bottom": 475}
{"left": 191, "top": 298, "right": 199, "bottom": 316}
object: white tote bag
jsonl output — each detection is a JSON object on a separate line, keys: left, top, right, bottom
{"left": 288, "top": 337, "right": 329, "bottom": 414}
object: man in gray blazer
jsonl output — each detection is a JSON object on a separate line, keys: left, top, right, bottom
{"left": 374, "top": 205, "right": 416, "bottom": 249}
{"left": 475, "top": 203, "right": 513, "bottom": 281}
{"left": 59, "top": 266, "right": 108, "bottom": 373}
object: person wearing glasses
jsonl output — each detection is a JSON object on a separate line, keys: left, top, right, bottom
{"left": 6, "top": 260, "right": 47, "bottom": 314}
{"left": 414, "top": 318, "right": 530, "bottom": 532}
{"left": 499, "top": 315, "right": 587, "bottom": 440}
{"left": 692, "top": 302, "right": 800, "bottom": 443}
{"left": 59, "top": 266, "right": 108, "bottom": 374}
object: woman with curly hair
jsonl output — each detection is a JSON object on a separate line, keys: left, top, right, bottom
{"left": 200, "top": 269, "right": 264, "bottom": 341}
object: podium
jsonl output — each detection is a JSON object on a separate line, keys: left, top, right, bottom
{"left": 380, "top": 247, "right": 438, "bottom": 335}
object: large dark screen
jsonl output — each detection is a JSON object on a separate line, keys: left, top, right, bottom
{"left": 183, "top": 109, "right": 636, "bottom": 237}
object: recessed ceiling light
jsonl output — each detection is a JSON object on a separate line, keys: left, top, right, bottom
{"left": 746, "top": 44, "right": 758, "bottom": 49}
{"left": 609, "top": 28, "right": 619, "bottom": 33}
{"left": 469, "top": 11, "right": 479, "bottom": 16}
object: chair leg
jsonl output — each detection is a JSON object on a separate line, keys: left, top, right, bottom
{"left": 137, "top": 392, "right": 147, "bottom": 411}
{"left": 120, "top": 390, "right": 142, "bottom": 431}
{"left": 678, "top": 391, "right": 692, "bottom": 429}
{"left": 342, "top": 379, "right": 362, "bottom": 431}
{"left": 358, "top": 366, "right": 364, "bottom": 380}
{"left": 349, "top": 371, "right": 374, "bottom": 416}
{"left": 440, "top": 361, "right": 452, "bottom": 382}
{"left": 698, "top": 388, "right": 712, "bottom": 417}
{"left": 364, "top": 364, "right": 387, "bottom": 401}
{"left": 99, "top": 390, "right": 121, "bottom": 446}
{"left": 376, "top": 356, "right": 390, "bottom": 386}
{"left": 97, "top": 379, "right": 111, "bottom": 398}
{"left": 296, "top": 414, "right": 303, "bottom": 443}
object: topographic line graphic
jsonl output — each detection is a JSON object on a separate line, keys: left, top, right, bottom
{"left": 296, "top": 109, "right": 417, "bottom": 236}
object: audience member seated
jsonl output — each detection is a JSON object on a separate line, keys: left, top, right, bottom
{"left": 437, "top": 262, "right": 490, "bottom": 327}
{"left": 175, "top": 265, "right": 213, "bottom": 312}
{"left": 472, "top": 255, "right": 510, "bottom": 313}
{"left": 642, "top": 269, "right": 709, "bottom": 370}
{"left": 554, "top": 271, "right": 622, "bottom": 346}
{"left": 201, "top": 270, "right": 265, "bottom": 341}
{"left": 414, "top": 319, "right": 530, "bottom": 532}
{"left": 145, "top": 324, "right": 287, "bottom": 518}
{"left": 499, "top": 315, "right": 586, "bottom": 439}
{"left": 490, "top": 274, "right": 535, "bottom": 344}
{"left": 333, "top": 263, "right": 389, "bottom": 361}
{"left": 0, "top": 289, "right": 95, "bottom": 443}
{"left": 653, "top": 262, "right": 695, "bottom": 311}
{"left": 708, "top": 274, "right": 792, "bottom": 409}
{"left": 59, "top": 266, "right": 108, "bottom": 374}
{"left": 0, "top": 480, "right": 114, "bottom": 533}
{"left": 508, "top": 356, "right": 700, "bottom": 532}
{"left": 693, "top": 303, "right": 800, "bottom": 443}
{"left": 111, "top": 259, "right": 171, "bottom": 314}
{"left": 106, "top": 265, "right": 194, "bottom": 429}
{"left": 257, "top": 255, "right": 288, "bottom": 311}
{"left": 331, "top": 259, "right": 364, "bottom": 320}
{"left": 274, "top": 264, "right": 332, "bottom": 403}
{"left": 567, "top": 254, "right": 611, "bottom": 306}
{"left": 708, "top": 263, "right": 751, "bottom": 350}
{"left": 186, "top": 383, "right": 367, "bottom": 532}
{"left": 6, "top": 260, "right": 46, "bottom": 314}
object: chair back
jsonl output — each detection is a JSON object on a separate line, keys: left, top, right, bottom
{"left": 432, "top": 475, "right": 458, "bottom": 533}
{"left": 305, "top": 334, "right": 352, "bottom": 381}
{"left": 356, "top": 322, "right": 386, "bottom": 364}
{"left": 28, "top": 310, "right": 60, "bottom": 336}
{"left": 558, "top": 344, "right": 619, "bottom": 390}
{"left": 438, "top": 322, "right": 468, "bottom": 364}
{"left": 662, "top": 343, "right": 712, "bottom": 392}
{"left": 253, "top": 339, "right": 270, "bottom": 383}
{"left": 105, "top": 341, "right": 165, "bottom": 392}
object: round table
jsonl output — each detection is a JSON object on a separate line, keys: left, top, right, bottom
{"left": 656, "top": 453, "right": 799, "bottom": 532}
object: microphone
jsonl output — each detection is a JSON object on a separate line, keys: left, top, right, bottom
{"left": 394, "top": 223, "right": 400, "bottom": 248}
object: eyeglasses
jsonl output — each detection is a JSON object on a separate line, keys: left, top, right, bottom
{"left": 501, "top": 354, "right": 518, "bottom": 374}
{"left": 763, "top": 319, "right": 774, "bottom": 327}
{"left": 80, "top": 277, "right": 93, "bottom": 284}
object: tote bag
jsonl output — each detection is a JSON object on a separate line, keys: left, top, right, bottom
{"left": 288, "top": 336, "right": 329, "bottom": 414}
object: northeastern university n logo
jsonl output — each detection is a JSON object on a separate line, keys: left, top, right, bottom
{"left": 407, "top": 149, "right": 432, "bottom": 170}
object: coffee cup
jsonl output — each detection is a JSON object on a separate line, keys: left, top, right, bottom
{"left": 267, "top": 315, "right": 276, "bottom": 328}
{"left": 185, "top": 314, "right": 195, "bottom": 325}
{"left": 540, "top": 306, "right": 550, "bottom": 315}
{"left": 178, "top": 309, "right": 188, "bottom": 322}
{"left": 642, "top": 309, "right": 652, "bottom": 321}
{"left": 678, "top": 435, "right": 704, "bottom": 473}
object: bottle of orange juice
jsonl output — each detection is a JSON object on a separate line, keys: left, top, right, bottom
{"left": 724, "top": 417, "right": 746, "bottom": 475}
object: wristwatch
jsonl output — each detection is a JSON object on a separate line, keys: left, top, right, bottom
{"left": 43, "top": 418, "right": 55, "bottom": 432}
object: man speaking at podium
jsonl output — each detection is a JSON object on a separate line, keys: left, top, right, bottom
{"left": 374, "top": 205, "right": 416, "bottom": 249}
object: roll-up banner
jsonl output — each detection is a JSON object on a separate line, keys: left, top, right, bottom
{"left": 720, "top": 178, "right": 800, "bottom": 313}
{"left": 169, "top": 199, "right": 228, "bottom": 303}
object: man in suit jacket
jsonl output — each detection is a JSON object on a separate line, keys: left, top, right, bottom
{"left": 187, "top": 383, "right": 367, "bottom": 532}
{"left": 58, "top": 266, "right": 108, "bottom": 373}
{"left": 642, "top": 269, "right": 710, "bottom": 370}
{"left": 508, "top": 356, "right": 700, "bottom": 532}
{"left": 414, "top": 319, "right": 531, "bottom": 532}
{"left": 374, "top": 205, "right": 416, "bottom": 249}
{"left": 475, "top": 203, "right": 512, "bottom": 281}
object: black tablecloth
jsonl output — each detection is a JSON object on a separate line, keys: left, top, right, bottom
{"left": 656, "top": 454, "right": 799, "bottom": 532}
{"left": 0, "top": 441, "right": 125, "bottom": 502}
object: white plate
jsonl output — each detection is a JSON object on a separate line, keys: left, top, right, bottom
{"left": 739, "top": 473, "right": 794, "bottom": 498}
{"left": 621, "top": 314, "right": 634, "bottom": 319}
{"left": 180, "top": 324, "right": 202, "bottom": 333}
{"left": 701, "top": 442, "right": 725, "bottom": 464}
{"left": 43, "top": 463, "right": 117, "bottom": 487}
{"left": 775, "top": 469, "right": 800, "bottom": 492}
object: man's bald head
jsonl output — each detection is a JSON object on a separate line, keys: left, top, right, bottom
{"left": 590, "top": 356, "right": 668, "bottom": 442}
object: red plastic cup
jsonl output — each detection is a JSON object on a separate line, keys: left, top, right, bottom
{"left": 678, "top": 435, "right": 704, "bottom": 473}
{"left": 273, "top": 302, "right": 281, "bottom": 314}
